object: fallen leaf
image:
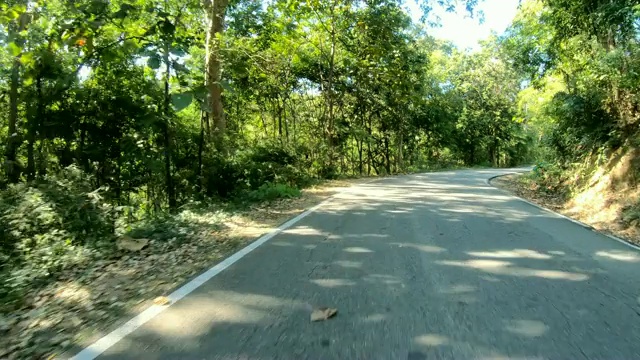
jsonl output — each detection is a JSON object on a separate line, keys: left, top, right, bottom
{"left": 310, "top": 307, "right": 338, "bottom": 322}
{"left": 153, "top": 296, "right": 171, "bottom": 306}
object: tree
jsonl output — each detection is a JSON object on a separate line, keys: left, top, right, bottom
{"left": 203, "top": 0, "right": 229, "bottom": 150}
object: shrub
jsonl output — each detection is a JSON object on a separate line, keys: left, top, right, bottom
{"left": 201, "top": 145, "right": 314, "bottom": 199}
{"left": 201, "top": 154, "right": 244, "bottom": 198}
{"left": 0, "top": 166, "right": 113, "bottom": 308}
{"left": 530, "top": 161, "right": 566, "bottom": 193}
{"left": 247, "top": 183, "right": 301, "bottom": 202}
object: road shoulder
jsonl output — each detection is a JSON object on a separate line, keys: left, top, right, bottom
{"left": 489, "top": 173, "right": 640, "bottom": 251}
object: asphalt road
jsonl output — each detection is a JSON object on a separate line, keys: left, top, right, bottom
{"left": 92, "top": 169, "right": 640, "bottom": 359}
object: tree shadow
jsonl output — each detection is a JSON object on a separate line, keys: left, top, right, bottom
{"left": 75, "top": 169, "right": 640, "bottom": 359}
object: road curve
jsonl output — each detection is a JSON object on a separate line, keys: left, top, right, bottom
{"left": 87, "top": 169, "right": 640, "bottom": 359}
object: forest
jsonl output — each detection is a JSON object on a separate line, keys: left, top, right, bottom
{"left": 1, "top": 0, "right": 639, "bottom": 339}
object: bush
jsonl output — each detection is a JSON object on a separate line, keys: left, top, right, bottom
{"left": 0, "top": 166, "right": 113, "bottom": 307}
{"left": 202, "top": 154, "right": 244, "bottom": 198}
{"left": 530, "top": 161, "right": 566, "bottom": 193}
{"left": 202, "top": 145, "right": 314, "bottom": 200}
{"left": 247, "top": 183, "right": 301, "bottom": 202}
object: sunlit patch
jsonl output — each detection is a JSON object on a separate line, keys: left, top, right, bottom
{"left": 504, "top": 319, "right": 549, "bottom": 337}
{"left": 363, "top": 274, "right": 402, "bottom": 285}
{"left": 387, "top": 209, "right": 410, "bottom": 214}
{"left": 393, "top": 242, "right": 446, "bottom": 253}
{"left": 480, "top": 275, "right": 501, "bottom": 282}
{"left": 548, "top": 251, "right": 566, "bottom": 255}
{"left": 310, "top": 278, "right": 357, "bottom": 287}
{"left": 333, "top": 260, "right": 362, "bottom": 268}
{"left": 414, "top": 334, "right": 449, "bottom": 346}
{"left": 595, "top": 250, "right": 640, "bottom": 262}
{"left": 531, "top": 269, "right": 588, "bottom": 280}
{"left": 271, "top": 241, "right": 293, "bottom": 247}
{"left": 343, "top": 247, "right": 374, "bottom": 253}
{"left": 440, "top": 284, "right": 475, "bottom": 294}
{"left": 438, "top": 260, "right": 588, "bottom": 281}
{"left": 344, "top": 233, "right": 389, "bottom": 239}
{"left": 441, "top": 208, "right": 475, "bottom": 213}
{"left": 282, "top": 226, "right": 324, "bottom": 236}
{"left": 361, "top": 313, "right": 387, "bottom": 323}
{"left": 440, "top": 259, "right": 510, "bottom": 268}
{"left": 54, "top": 282, "right": 91, "bottom": 303}
{"left": 467, "top": 249, "right": 552, "bottom": 260}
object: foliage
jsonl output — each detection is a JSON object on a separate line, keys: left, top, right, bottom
{"left": 502, "top": 0, "right": 640, "bottom": 166}
{"left": 247, "top": 183, "right": 302, "bottom": 202}
{"left": 0, "top": 166, "right": 110, "bottom": 307}
{"left": 0, "top": 0, "right": 537, "bottom": 310}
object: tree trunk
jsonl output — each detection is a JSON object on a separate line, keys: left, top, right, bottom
{"left": 366, "top": 113, "right": 372, "bottom": 176}
{"left": 26, "top": 75, "right": 43, "bottom": 181}
{"left": 197, "top": 112, "right": 206, "bottom": 194}
{"left": 397, "top": 131, "right": 404, "bottom": 173}
{"left": 384, "top": 135, "right": 391, "bottom": 175}
{"left": 4, "top": 10, "right": 32, "bottom": 183}
{"left": 163, "top": 43, "right": 176, "bottom": 210}
{"left": 277, "top": 98, "right": 283, "bottom": 138}
{"left": 259, "top": 104, "right": 268, "bottom": 136}
{"left": 283, "top": 98, "right": 289, "bottom": 141}
{"left": 5, "top": 45, "right": 21, "bottom": 183}
{"left": 324, "top": 3, "right": 337, "bottom": 168}
{"left": 358, "top": 138, "right": 363, "bottom": 175}
{"left": 204, "top": 0, "right": 229, "bottom": 151}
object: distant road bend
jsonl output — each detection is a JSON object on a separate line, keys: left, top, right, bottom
{"left": 74, "top": 168, "right": 640, "bottom": 360}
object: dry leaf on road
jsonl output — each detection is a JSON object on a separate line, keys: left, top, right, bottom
{"left": 310, "top": 307, "right": 338, "bottom": 322}
{"left": 153, "top": 296, "right": 171, "bottom": 306}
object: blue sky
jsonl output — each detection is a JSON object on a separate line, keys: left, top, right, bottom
{"left": 404, "top": 0, "right": 521, "bottom": 51}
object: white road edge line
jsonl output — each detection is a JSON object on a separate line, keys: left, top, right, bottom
{"left": 486, "top": 172, "right": 640, "bottom": 252}
{"left": 69, "top": 177, "right": 384, "bottom": 360}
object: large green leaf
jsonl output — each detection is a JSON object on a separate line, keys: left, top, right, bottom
{"left": 171, "top": 93, "right": 193, "bottom": 112}
{"left": 8, "top": 42, "right": 21, "bottom": 57}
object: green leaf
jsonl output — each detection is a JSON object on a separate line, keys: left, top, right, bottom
{"left": 219, "top": 80, "right": 233, "bottom": 92}
{"left": 20, "top": 52, "right": 34, "bottom": 67}
{"left": 8, "top": 42, "right": 21, "bottom": 56}
{"left": 147, "top": 55, "right": 161, "bottom": 69}
{"left": 171, "top": 93, "right": 193, "bottom": 112}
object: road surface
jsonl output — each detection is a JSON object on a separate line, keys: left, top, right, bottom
{"left": 84, "top": 169, "right": 640, "bottom": 359}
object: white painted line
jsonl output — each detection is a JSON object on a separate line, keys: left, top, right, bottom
{"left": 70, "top": 195, "right": 337, "bottom": 360}
{"left": 486, "top": 173, "right": 640, "bottom": 252}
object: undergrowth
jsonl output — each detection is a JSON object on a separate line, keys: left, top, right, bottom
{"left": 520, "top": 161, "right": 570, "bottom": 198}
{"left": 0, "top": 164, "right": 309, "bottom": 313}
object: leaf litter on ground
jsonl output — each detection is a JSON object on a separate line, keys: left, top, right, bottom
{"left": 0, "top": 178, "right": 364, "bottom": 360}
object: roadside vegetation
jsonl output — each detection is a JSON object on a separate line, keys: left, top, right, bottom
{"left": 494, "top": 0, "right": 640, "bottom": 245}
{"left": 1, "top": 0, "right": 638, "bottom": 358}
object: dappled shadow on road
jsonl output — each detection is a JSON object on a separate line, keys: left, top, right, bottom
{"left": 98, "top": 170, "right": 640, "bottom": 360}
